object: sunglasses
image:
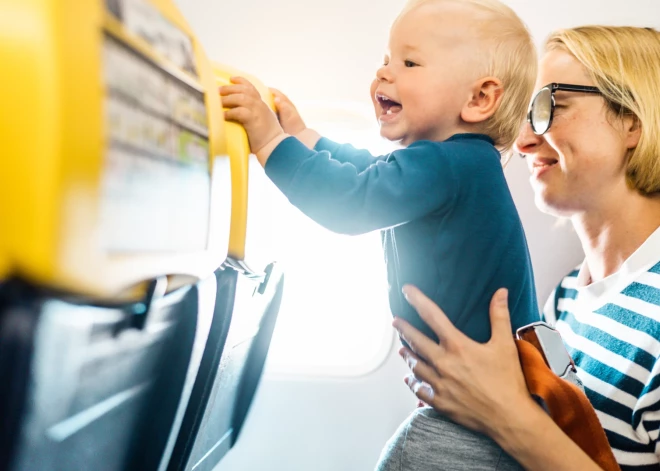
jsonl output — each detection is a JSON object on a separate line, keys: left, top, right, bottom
{"left": 527, "top": 83, "right": 601, "bottom": 135}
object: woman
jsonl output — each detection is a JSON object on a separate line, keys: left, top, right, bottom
{"left": 390, "top": 25, "right": 660, "bottom": 471}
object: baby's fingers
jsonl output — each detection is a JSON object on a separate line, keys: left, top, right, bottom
{"left": 224, "top": 107, "right": 251, "bottom": 123}
{"left": 220, "top": 92, "right": 258, "bottom": 109}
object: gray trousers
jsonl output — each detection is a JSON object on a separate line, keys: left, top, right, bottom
{"left": 375, "top": 408, "right": 523, "bottom": 471}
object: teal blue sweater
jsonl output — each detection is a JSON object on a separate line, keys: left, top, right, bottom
{"left": 265, "top": 133, "right": 539, "bottom": 343}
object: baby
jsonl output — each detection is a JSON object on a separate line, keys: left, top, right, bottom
{"left": 221, "top": 0, "right": 538, "bottom": 466}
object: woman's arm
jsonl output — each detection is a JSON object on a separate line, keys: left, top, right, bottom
{"left": 488, "top": 396, "right": 602, "bottom": 471}
{"left": 394, "top": 286, "right": 603, "bottom": 471}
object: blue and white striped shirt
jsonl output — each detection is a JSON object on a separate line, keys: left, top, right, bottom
{"left": 545, "top": 260, "right": 660, "bottom": 470}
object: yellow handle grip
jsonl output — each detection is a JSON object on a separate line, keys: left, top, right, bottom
{"left": 212, "top": 62, "right": 275, "bottom": 261}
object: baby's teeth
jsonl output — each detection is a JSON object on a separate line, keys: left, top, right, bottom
{"left": 386, "top": 109, "right": 392, "bottom": 115}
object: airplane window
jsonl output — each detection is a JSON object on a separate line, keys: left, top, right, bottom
{"left": 246, "top": 103, "right": 397, "bottom": 376}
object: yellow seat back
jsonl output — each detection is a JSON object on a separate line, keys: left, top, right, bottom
{"left": 0, "top": 0, "right": 232, "bottom": 300}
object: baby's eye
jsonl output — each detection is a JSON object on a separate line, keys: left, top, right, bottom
{"left": 404, "top": 60, "right": 418, "bottom": 67}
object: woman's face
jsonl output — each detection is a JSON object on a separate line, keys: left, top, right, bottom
{"left": 514, "top": 49, "right": 636, "bottom": 218}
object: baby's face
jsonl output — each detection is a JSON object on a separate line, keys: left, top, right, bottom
{"left": 374, "top": 2, "right": 483, "bottom": 145}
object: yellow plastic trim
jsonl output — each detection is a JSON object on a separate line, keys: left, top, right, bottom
{"left": 212, "top": 63, "right": 275, "bottom": 261}
{"left": 0, "top": 0, "right": 230, "bottom": 300}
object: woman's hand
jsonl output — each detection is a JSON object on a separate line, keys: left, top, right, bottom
{"left": 393, "top": 286, "right": 538, "bottom": 439}
{"left": 395, "top": 286, "right": 607, "bottom": 471}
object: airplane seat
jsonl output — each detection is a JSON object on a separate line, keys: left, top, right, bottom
{"left": 231, "top": 265, "right": 284, "bottom": 444}
{"left": 127, "top": 270, "right": 229, "bottom": 471}
{"left": 0, "top": 275, "right": 203, "bottom": 471}
{"left": 163, "top": 66, "right": 285, "bottom": 471}
{"left": 0, "top": 0, "right": 284, "bottom": 470}
{"left": 0, "top": 280, "right": 40, "bottom": 470}
{"left": 166, "top": 262, "right": 284, "bottom": 471}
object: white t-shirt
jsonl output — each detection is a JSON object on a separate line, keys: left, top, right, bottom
{"left": 543, "top": 226, "right": 660, "bottom": 469}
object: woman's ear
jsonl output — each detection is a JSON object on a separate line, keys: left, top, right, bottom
{"left": 623, "top": 114, "right": 642, "bottom": 150}
{"left": 461, "top": 77, "right": 504, "bottom": 124}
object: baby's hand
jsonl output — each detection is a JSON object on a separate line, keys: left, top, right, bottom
{"left": 220, "top": 77, "right": 284, "bottom": 155}
{"left": 270, "top": 88, "right": 307, "bottom": 135}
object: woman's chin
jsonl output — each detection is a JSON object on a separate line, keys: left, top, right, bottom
{"left": 534, "top": 192, "right": 575, "bottom": 218}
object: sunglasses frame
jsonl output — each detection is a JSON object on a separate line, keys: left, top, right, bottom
{"left": 528, "top": 83, "right": 601, "bottom": 135}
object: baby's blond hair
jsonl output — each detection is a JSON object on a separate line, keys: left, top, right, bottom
{"left": 397, "top": 0, "right": 537, "bottom": 153}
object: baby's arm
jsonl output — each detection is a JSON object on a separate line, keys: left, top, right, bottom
{"left": 220, "top": 78, "right": 449, "bottom": 235}
{"left": 264, "top": 138, "right": 457, "bottom": 235}
{"left": 220, "top": 77, "right": 288, "bottom": 167}
{"left": 314, "top": 138, "right": 384, "bottom": 172}
{"left": 269, "top": 88, "right": 321, "bottom": 149}
{"left": 221, "top": 78, "right": 381, "bottom": 173}
{"left": 271, "top": 88, "right": 380, "bottom": 172}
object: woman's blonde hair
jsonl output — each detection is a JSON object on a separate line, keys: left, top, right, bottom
{"left": 398, "top": 0, "right": 537, "bottom": 154}
{"left": 546, "top": 26, "right": 660, "bottom": 195}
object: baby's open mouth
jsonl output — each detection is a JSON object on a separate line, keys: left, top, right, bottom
{"left": 376, "top": 94, "right": 402, "bottom": 116}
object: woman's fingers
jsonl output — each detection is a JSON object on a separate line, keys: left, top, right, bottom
{"left": 401, "top": 285, "right": 464, "bottom": 345}
{"left": 488, "top": 288, "right": 513, "bottom": 346}
{"left": 393, "top": 286, "right": 535, "bottom": 437}
{"left": 399, "top": 347, "right": 442, "bottom": 388}
{"left": 404, "top": 375, "right": 435, "bottom": 404}
{"left": 392, "top": 317, "right": 442, "bottom": 364}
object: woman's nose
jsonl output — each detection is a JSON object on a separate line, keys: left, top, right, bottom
{"left": 514, "top": 121, "right": 543, "bottom": 157}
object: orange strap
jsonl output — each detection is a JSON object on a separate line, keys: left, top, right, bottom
{"left": 516, "top": 339, "right": 621, "bottom": 471}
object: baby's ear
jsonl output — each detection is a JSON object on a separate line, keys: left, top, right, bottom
{"left": 461, "top": 77, "right": 503, "bottom": 124}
